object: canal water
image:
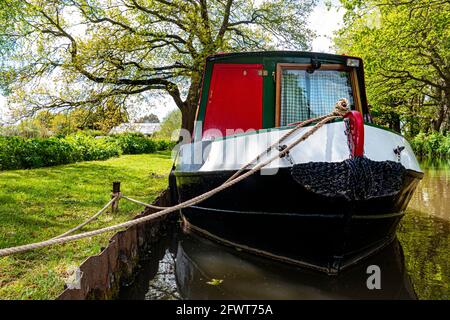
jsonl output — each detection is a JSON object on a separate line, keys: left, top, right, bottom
{"left": 119, "top": 162, "right": 450, "bottom": 300}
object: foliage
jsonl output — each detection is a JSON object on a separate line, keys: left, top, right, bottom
{"left": 0, "top": 153, "right": 173, "bottom": 299}
{"left": 70, "top": 103, "right": 129, "bottom": 132}
{"left": 153, "top": 139, "right": 177, "bottom": 152}
{"left": 0, "top": 0, "right": 317, "bottom": 132}
{"left": 0, "top": 133, "right": 175, "bottom": 170}
{"left": 410, "top": 132, "right": 450, "bottom": 159}
{"left": 0, "top": 107, "right": 128, "bottom": 138}
{"left": 154, "top": 109, "right": 182, "bottom": 140}
{"left": 136, "top": 114, "right": 160, "bottom": 123}
{"left": 0, "top": 1, "right": 27, "bottom": 95}
{"left": 0, "top": 134, "right": 119, "bottom": 170}
{"left": 112, "top": 133, "right": 157, "bottom": 154}
{"left": 334, "top": 0, "right": 450, "bottom": 134}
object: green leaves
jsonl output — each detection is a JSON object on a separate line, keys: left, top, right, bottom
{"left": 1, "top": 0, "right": 317, "bottom": 129}
{"left": 0, "top": 133, "right": 175, "bottom": 171}
{"left": 334, "top": 0, "right": 450, "bottom": 134}
{"left": 153, "top": 109, "right": 181, "bottom": 140}
{"left": 410, "top": 132, "right": 450, "bottom": 159}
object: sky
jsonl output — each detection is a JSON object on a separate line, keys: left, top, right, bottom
{"left": 309, "top": 0, "right": 345, "bottom": 53}
{"left": 0, "top": 0, "right": 344, "bottom": 123}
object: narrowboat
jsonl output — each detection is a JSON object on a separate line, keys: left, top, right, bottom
{"left": 169, "top": 51, "right": 423, "bottom": 274}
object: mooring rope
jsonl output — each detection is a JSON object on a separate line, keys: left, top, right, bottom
{"left": 0, "top": 99, "right": 349, "bottom": 257}
{"left": 225, "top": 99, "right": 350, "bottom": 183}
{"left": 50, "top": 195, "right": 119, "bottom": 240}
{"left": 120, "top": 195, "right": 167, "bottom": 210}
{"left": 51, "top": 194, "right": 164, "bottom": 241}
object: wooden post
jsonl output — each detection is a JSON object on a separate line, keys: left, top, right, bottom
{"left": 112, "top": 181, "right": 121, "bottom": 213}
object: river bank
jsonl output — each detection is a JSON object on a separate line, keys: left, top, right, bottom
{"left": 0, "top": 152, "right": 173, "bottom": 299}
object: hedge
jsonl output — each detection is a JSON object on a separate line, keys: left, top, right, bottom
{"left": 0, "top": 133, "right": 176, "bottom": 170}
{"left": 410, "top": 132, "right": 450, "bottom": 159}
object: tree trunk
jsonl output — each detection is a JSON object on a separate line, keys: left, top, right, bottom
{"left": 432, "top": 97, "right": 446, "bottom": 132}
{"left": 444, "top": 91, "right": 450, "bottom": 133}
{"left": 389, "top": 112, "right": 401, "bottom": 133}
{"left": 177, "top": 73, "right": 202, "bottom": 140}
{"left": 431, "top": 87, "right": 449, "bottom": 132}
{"left": 180, "top": 101, "right": 198, "bottom": 136}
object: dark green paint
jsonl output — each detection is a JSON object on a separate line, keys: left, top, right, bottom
{"left": 196, "top": 61, "right": 214, "bottom": 130}
{"left": 195, "top": 51, "right": 368, "bottom": 140}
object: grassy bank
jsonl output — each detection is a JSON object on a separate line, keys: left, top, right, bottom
{"left": 0, "top": 152, "right": 173, "bottom": 299}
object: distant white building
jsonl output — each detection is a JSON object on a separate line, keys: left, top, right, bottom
{"left": 109, "top": 123, "right": 161, "bottom": 136}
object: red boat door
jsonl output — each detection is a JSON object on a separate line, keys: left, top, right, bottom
{"left": 202, "top": 63, "right": 263, "bottom": 138}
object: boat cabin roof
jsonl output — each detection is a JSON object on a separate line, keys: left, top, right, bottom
{"left": 195, "top": 51, "right": 368, "bottom": 140}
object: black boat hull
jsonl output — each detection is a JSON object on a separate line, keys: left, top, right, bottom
{"left": 175, "top": 232, "right": 417, "bottom": 299}
{"left": 171, "top": 166, "right": 422, "bottom": 274}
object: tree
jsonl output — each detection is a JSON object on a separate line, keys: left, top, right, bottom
{"left": 1, "top": 102, "right": 128, "bottom": 137}
{"left": 136, "top": 113, "right": 159, "bottom": 123}
{"left": 81, "top": 99, "right": 129, "bottom": 131}
{"left": 0, "top": 1, "right": 27, "bottom": 94}
{"left": 334, "top": 0, "right": 450, "bottom": 134}
{"left": 154, "top": 108, "right": 181, "bottom": 139}
{"left": 1, "top": 0, "right": 317, "bottom": 136}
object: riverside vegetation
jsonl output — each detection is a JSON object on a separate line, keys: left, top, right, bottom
{"left": 0, "top": 132, "right": 176, "bottom": 171}
{"left": 0, "top": 152, "right": 174, "bottom": 299}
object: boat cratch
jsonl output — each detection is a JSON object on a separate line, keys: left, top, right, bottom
{"left": 169, "top": 51, "right": 423, "bottom": 274}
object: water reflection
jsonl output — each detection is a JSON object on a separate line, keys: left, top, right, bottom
{"left": 175, "top": 232, "right": 416, "bottom": 300}
{"left": 407, "top": 160, "right": 450, "bottom": 220}
{"left": 396, "top": 161, "right": 450, "bottom": 300}
{"left": 119, "top": 229, "right": 417, "bottom": 300}
{"left": 397, "top": 213, "right": 449, "bottom": 300}
{"left": 119, "top": 163, "right": 450, "bottom": 300}
{"left": 119, "top": 230, "right": 180, "bottom": 300}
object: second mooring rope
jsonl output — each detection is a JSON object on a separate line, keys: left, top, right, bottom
{"left": 50, "top": 196, "right": 119, "bottom": 240}
{"left": 121, "top": 195, "right": 167, "bottom": 210}
{"left": 226, "top": 99, "right": 350, "bottom": 183}
{"left": 0, "top": 99, "right": 350, "bottom": 257}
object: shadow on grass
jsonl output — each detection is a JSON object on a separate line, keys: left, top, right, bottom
{"left": 0, "top": 153, "right": 172, "bottom": 246}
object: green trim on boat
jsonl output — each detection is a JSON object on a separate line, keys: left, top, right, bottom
{"left": 194, "top": 51, "right": 370, "bottom": 142}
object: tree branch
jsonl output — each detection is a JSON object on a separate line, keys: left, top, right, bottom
{"left": 216, "top": 0, "right": 233, "bottom": 41}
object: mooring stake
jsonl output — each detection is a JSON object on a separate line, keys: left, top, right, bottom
{"left": 112, "top": 181, "right": 121, "bottom": 213}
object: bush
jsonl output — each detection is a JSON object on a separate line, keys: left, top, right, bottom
{"left": 153, "top": 109, "right": 181, "bottom": 139}
{"left": 153, "top": 139, "right": 178, "bottom": 151}
{"left": 63, "top": 133, "right": 121, "bottom": 162}
{"left": 111, "top": 133, "right": 157, "bottom": 154}
{"left": 410, "top": 132, "right": 450, "bottom": 159}
{"left": 0, "top": 132, "right": 175, "bottom": 171}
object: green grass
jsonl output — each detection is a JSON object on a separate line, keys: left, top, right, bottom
{"left": 0, "top": 152, "right": 173, "bottom": 299}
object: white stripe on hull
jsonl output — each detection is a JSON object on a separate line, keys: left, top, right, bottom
{"left": 175, "top": 122, "right": 422, "bottom": 173}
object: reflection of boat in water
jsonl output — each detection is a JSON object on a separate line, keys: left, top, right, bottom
{"left": 170, "top": 52, "right": 424, "bottom": 273}
{"left": 175, "top": 231, "right": 416, "bottom": 300}
{"left": 118, "top": 227, "right": 180, "bottom": 300}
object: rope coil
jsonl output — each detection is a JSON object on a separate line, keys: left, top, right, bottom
{"left": 0, "top": 102, "right": 349, "bottom": 257}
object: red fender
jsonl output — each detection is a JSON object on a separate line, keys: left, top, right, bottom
{"left": 344, "top": 111, "right": 365, "bottom": 158}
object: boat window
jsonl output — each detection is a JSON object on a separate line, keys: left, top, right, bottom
{"left": 276, "top": 65, "right": 356, "bottom": 126}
